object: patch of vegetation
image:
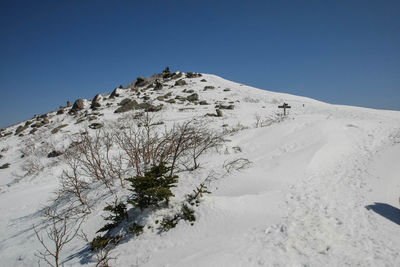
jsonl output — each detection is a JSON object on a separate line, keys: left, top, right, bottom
{"left": 97, "top": 202, "right": 128, "bottom": 233}
{"left": 186, "top": 182, "right": 211, "bottom": 207}
{"left": 126, "top": 163, "right": 178, "bottom": 210}
{"left": 159, "top": 214, "right": 180, "bottom": 232}
{"left": 129, "top": 223, "right": 144, "bottom": 236}
{"left": 90, "top": 236, "right": 112, "bottom": 251}
{"left": 180, "top": 204, "right": 195, "bottom": 223}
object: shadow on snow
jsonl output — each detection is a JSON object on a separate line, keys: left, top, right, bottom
{"left": 366, "top": 202, "right": 400, "bottom": 226}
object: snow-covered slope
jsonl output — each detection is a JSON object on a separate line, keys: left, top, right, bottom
{"left": 0, "top": 72, "right": 399, "bottom": 266}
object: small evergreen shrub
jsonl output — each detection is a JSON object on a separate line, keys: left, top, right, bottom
{"left": 90, "top": 236, "right": 111, "bottom": 251}
{"left": 180, "top": 204, "right": 195, "bottom": 224}
{"left": 126, "top": 163, "right": 178, "bottom": 210}
{"left": 186, "top": 183, "right": 211, "bottom": 206}
{"left": 159, "top": 214, "right": 180, "bottom": 232}
{"left": 129, "top": 223, "right": 144, "bottom": 236}
{"left": 97, "top": 202, "right": 128, "bottom": 233}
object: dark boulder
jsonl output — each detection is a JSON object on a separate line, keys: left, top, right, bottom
{"left": 31, "top": 121, "right": 45, "bottom": 128}
{"left": 134, "top": 76, "right": 148, "bottom": 87}
{"left": 174, "top": 79, "right": 187, "bottom": 86}
{"left": 203, "top": 86, "right": 215, "bottom": 91}
{"left": 114, "top": 99, "right": 139, "bottom": 113}
{"left": 139, "top": 103, "right": 162, "bottom": 112}
{"left": 91, "top": 94, "right": 102, "bottom": 109}
{"left": 186, "top": 72, "right": 202, "bottom": 78}
{"left": 0, "top": 163, "right": 10, "bottom": 169}
{"left": 110, "top": 88, "right": 120, "bottom": 98}
{"left": 118, "top": 98, "right": 133, "bottom": 106}
{"left": 51, "top": 124, "right": 68, "bottom": 134}
{"left": 154, "top": 80, "right": 163, "bottom": 91}
{"left": 171, "top": 72, "right": 183, "bottom": 80}
{"left": 69, "top": 99, "right": 85, "bottom": 114}
{"left": 93, "top": 94, "right": 102, "bottom": 102}
{"left": 215, "top": 104, "right": 235, "bottom": 110}
{"left": 15, "top": 125, "right": 28, "bottom": 135}
{"left": 91, "top": 102, "right": 101, "bottom": 109}
{"left": 47, "top": 150, "right": 63, "bottom": 158}
{"left": 175, "top": 95, "right": 186, "bottom": 101}
{"left": 187, "top": 93, "right": 199, "bottom": 102}
{"left": 89, "top": 123, "right": 104, "bottom": 129}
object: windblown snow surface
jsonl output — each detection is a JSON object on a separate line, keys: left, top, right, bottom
{"left": 0, "top": 73, "right": 399, "bottom": 266}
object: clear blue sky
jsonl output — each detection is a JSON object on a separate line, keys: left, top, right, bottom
{"left": 1, "top": 0, "right": 399, "bottom": 128}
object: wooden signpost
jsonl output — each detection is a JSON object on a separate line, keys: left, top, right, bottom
{"left": 278, "top": 103, "right": 291, "bottom": 116}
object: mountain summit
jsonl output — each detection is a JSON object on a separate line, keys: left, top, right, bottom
{"left": 0, "top": 69, "right": 399, "bottom": 266}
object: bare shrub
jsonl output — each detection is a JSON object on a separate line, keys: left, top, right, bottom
{"left": 168, "top": 120, "right": 196, "bottom": 175}
{"left": 114, "top": 113, "right": 172, "bottom": 176}
{"left": 243, "top": 96, "right": 260, "bottom": 103}
{"left": 254, "top": 113, "right": 262, "bottom": 128}
{"left": 95, "top": 246, "right": 115, "bottom": 267}
{"left": 253, "top": 113, "right": 285, "bottom": 128}
{"left": 223, "top": 158, "right": 252, "bottom": 173}
{"left": 33, "top": 207, "right": 84, "bottom": 267}
{"left": 58, "top": 149, "right": 91, "bottom": 211}
{"left": 71, "top": 131, "right": 114, "bottom": 192}
{"left": 102, "top": 130, "right": 127, "bottom": 188}
{"left": 185, "top": 122, "right": 224, "bottom": 170}
{"left": 222, "top": 122, "right": 249, "bottom": 135}
{"left": 116, "top": 116, "right": 224, "bottom": 175}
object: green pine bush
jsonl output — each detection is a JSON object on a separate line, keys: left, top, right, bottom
{"left": 159, "top": 214, "right": 180, "bottom": 232}
{"left": 90, "top": 236, "right": 111, "bottom": 251}
{"left": 96, "top": 202, "right": 128, "bottom": 233}
{"left": 129, "top": 223, "right": 144, "bottom": 236}
{"left": 126, "top": 163, "right": 178, "bottom": 210}
{"left": 180, "top": 204, "right": 195, "bottom": 224}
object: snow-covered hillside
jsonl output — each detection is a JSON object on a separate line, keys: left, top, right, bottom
{"left": 0, "top": 70, "right": 399, "bottom": 266}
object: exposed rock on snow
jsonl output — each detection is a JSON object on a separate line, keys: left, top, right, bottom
{"left": 89, "top": 122, "right": 104, "bottom": 129}
{"left": 186, "top": 93, "right": 199, "bottom": 102}
{"left": 174, "top": 79, "right": 187, "bottom": 86}
{"left": 110, "top": 88, "right": 121, "bottom": 98}
{"left": 154, "top": 80, "right": 163, "bottom": 91}
{"left": 0, "top": 163, "right": 10, "bottom": 169}
{"left": 47, "top": 150, "right": 62, "bottom": 158}
{"left": 69, "top": 98, "right": 85, "bottom": 114}
{"left": 90, "top": 94, "right": 102, "bottom": 110}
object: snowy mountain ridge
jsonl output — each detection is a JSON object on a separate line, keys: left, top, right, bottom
{"left": 0, "top": 70, "right": 400, "bottom": 266}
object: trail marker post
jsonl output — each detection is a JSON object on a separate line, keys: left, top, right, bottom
{"left": 278, "top": 103, "right": 291, "bottom": 116}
